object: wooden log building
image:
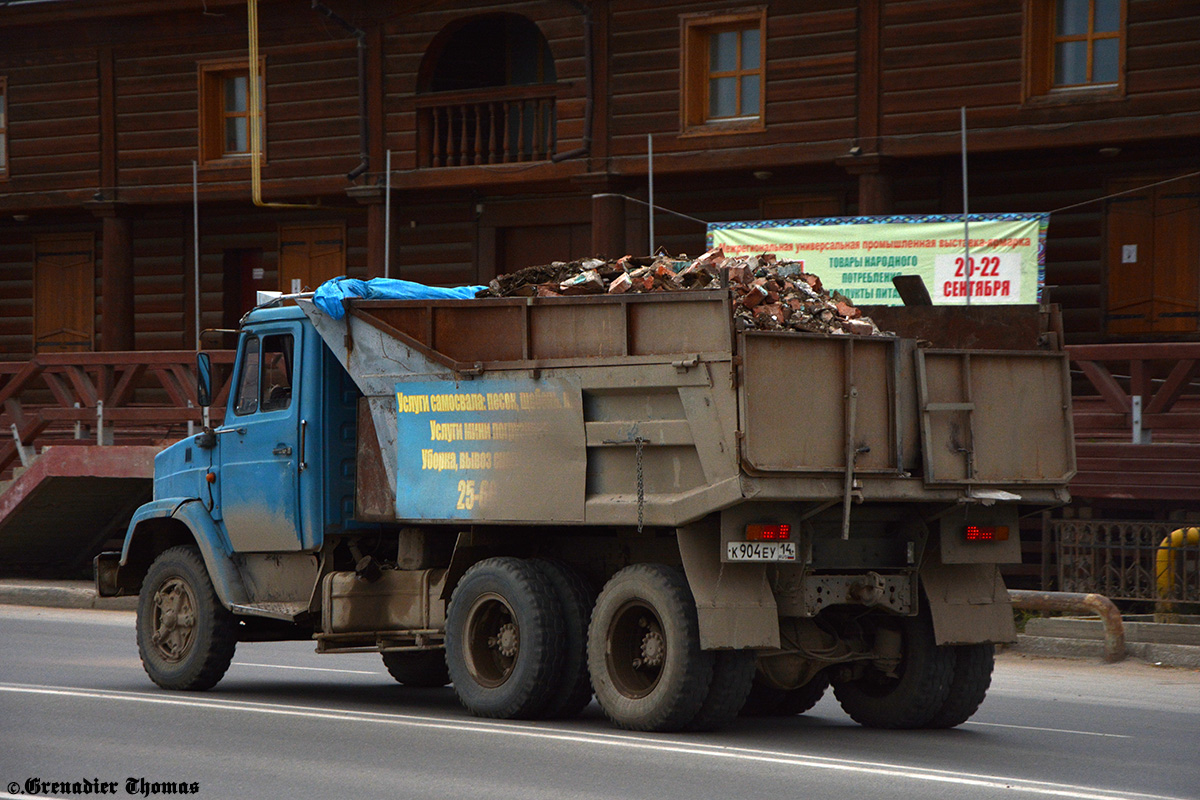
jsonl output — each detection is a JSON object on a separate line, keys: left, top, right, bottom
{"left": 1, "top": 0, "right": 1199, "bottom": 586}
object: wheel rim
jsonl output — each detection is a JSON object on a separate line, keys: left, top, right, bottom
{"left": 463, "top": 592, "right": 519, "bottom": 688}
{"left": 605, "top": 599, "right": 666, "bottom": 699}
{"left": 151, "top": 576, "right": 198, "bottom": 663}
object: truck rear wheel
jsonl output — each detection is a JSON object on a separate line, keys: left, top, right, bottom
{"left": 445, "top": 557, "right": 564, "bottom": 719}
{"left": 530, "top": 559, "right": 594, "bottom": 719}
{"left": 924, "top": 642, "right": 994, "bottom": 728}
{"left": 587, "top": 564, "right": 714, "bottom": 732}
{"left": 686, "top": 649, "right": 756, "bottom": 731}
{"left": 741, "top": 672, "right": 829, "bottom": 717}
{"left": 381, "top": 650, "right": 450, "bottom": 688}
{"left": 832, "top": 610, "right": 955, "bottom": 729}
{"left": 136, "top": 545, "right": 237, "bottom": 691}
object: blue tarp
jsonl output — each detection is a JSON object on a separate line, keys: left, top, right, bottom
{"left": 313, "top": 277, "right": 486, "bottom": 320}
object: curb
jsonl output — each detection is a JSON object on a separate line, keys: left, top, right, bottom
{"left": 1013, "top": 634, "right": 1200, "bottom": 669}
{"left": 0, "top": 582, "right": 137, "bottom": 612}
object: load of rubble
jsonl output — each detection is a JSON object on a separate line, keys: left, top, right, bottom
{"left": 477, "top": 247, "right": 886, "bottom": 336}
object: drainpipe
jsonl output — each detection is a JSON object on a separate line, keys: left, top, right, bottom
{"left": 248, "top": 0, "right": 320, "bottom": 208}
{"left": 551, "top": 0, "right": 593, "bottom": 163}
{"left": 312, "top": 1, "right": 369, "bottom": 181}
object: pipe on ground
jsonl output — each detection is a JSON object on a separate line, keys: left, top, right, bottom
{"left": 1009, "top": 589, "right": 1126, "bottom": 663}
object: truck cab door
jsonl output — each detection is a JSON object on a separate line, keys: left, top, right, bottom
{"left": 216, "top": 326, "right": 305, "bottom": 552}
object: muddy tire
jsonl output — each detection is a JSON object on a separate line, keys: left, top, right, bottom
{"left": 530, "top": 559, "right": 594, "bottom": 719}
{"left": 136, "top": 545, "right": 237, "bottom": 691}
{"left": 381, "top": 650, "right": 450, "bottom": 688}
{"left": 832, "top": 610, "right": 955, "bottom": 729}
{"left": 924, "top": 643, "right": 994, "bottom": 728}
{"left": 588, "top": 564, "right": 714, "bottom": 732}
{"left": 686, "top": 649, "right": 756, "bottom": 731}
{"left": 445, "top": 557, "right": 565, "bottom": 719}
{"left": 741, "top": 672, "right": 829, "bottom": 717}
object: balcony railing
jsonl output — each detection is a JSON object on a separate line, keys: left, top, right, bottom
{"left": 1069, "top": 343, "right": 1200, "bottom": 444}
{"left": 0, "top": 351, "right": 235, "bottom": 476}
{"left": 416, "top": 84, "right": 558, "bottom": 168}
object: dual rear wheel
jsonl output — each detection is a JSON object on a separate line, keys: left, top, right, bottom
{"left": 445, "top": 559, "right": 756, "bottom": 732}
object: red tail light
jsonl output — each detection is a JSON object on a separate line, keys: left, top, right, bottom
{"left": 965, "top": 525, "right": 1009, "bottom": 542}
{"left": 746, "top": 523, "right": 791, "bottom": 541}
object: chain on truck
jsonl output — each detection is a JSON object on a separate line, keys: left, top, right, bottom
{"left": 95, "top": 285, "right": 1074, "bottom": 732}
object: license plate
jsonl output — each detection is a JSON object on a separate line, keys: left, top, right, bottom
{"left": 725, "top": 541, "right": 797, "bottom": 562}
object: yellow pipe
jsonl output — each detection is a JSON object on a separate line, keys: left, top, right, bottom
{"left": 247, "top": 0, "right": 318, "bottom": 209}
{"left": 1155, "top": 527, "right": 1200, "bottom": 610}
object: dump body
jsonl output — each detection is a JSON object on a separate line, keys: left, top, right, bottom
{"left": 303, "top": 291, "right": 1073, "bottom": 529}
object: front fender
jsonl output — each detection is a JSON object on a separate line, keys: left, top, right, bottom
{"left": 118, "top": 497, "right": 248, "bottom": 608}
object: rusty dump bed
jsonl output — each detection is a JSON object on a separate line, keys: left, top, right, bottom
{"left": 300, "top": 291, "right": 1074, "bottom": 529}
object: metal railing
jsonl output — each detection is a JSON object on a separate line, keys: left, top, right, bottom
{"left": 1054, "top": 519, "right": 1200, "bottom": 604}
{"left": 0, "top": 351, "right": 234, "bottom": 475}
{"left": 416, "top": 84, "right": 558, "bottom": 167}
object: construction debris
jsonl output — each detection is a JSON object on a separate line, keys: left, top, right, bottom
{"left": 476, "top": 248, "right": 888, "bottom": 336}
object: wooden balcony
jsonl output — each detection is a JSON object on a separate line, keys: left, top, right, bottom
{"left": 1068, "top": 343, "right": 1200, "bottom": 501}
{"left": 415, "top": 84, "right": 558, "bottom": 168}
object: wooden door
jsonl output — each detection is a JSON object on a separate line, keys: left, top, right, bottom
{"left": 1105, "top": 177, "right": 1200, "bottom": 335}
{"left": 33, "top": 233, "right": 95, "bottom": 353}
{"left": 278, "top": 223, "right": 346, "bottom": 294}
{"left": 1153, "top": 183, "right": 1200, "bottom": 332}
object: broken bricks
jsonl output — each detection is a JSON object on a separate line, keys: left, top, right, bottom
{"left": 475, "top": 247, "right": 888, "bottom": 337}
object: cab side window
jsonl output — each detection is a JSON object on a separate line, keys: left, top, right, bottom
{"left": 260, "top": 334, "right": 293, "bottom": 411}
{"left": 233, "top": 333, "right": 294, "bottom": 416}
{"left": 234, "top": 335, "right": 261, "bottom": 416}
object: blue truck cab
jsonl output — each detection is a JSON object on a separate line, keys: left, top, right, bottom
{"left": 96, "top": 304, "right": 361, "bottom": 655}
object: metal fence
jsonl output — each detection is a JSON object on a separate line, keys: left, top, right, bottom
{"left": 1055, "top": 520, "right": 1200, "bottom": 604}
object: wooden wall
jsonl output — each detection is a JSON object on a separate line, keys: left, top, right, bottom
{"left": 608, "top": 0, "right": 859, "bottom": 172}
{"left": 1, "top": 0, "right": 1199, "bottom": 356}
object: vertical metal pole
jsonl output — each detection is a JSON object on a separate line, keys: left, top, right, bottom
{"left": 384, "top": 149, "right": 392, "bottom": 279}
{"left": 193, "top": 160, "right": 201, "bottom": 350}
{"left": 647, "top": 133, "right": 655, "bottom": 254}
{"left": 961, "top": 107, "right": 971, "bottom": 307}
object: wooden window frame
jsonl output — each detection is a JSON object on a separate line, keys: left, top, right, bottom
{"left": 1024, "top": 0, "right": 1126, "bottom": 104}
{"left": 0, "top": 76, "right": 8, "bottom": 180}
{"left": 680, "top": 8, "right": 767, "bottom": 136}
{"left": 198, "top": 58, "right": 265, "bottom": 168}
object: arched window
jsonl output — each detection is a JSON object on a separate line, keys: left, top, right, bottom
{"left": 417, "top": 15, "right": 558, "bottom": 167}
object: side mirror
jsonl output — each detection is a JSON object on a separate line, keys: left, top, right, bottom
{"left": 196, "top": 352, "right": 213, "bottom": 408}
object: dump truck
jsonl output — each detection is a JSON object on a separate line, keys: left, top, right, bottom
{"left": 95, "top": 288, "right": 1074, "bottom": 732}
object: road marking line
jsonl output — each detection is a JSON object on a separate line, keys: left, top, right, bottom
{"left": 233, "top": 661, "right": 380, "bottom": 675}
{"left": 0, "top": 682, "right": 1183, "bottom": 800}
{"left": 966, "top": 720, "right": 1131, "bottom": 739}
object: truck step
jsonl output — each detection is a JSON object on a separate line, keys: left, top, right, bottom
{"left": 229, "top": 601, "right": 310, "bottom": 622}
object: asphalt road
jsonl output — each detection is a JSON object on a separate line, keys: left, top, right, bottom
{"left": 0, "top": 605, "right": 1196, "bottom": 800}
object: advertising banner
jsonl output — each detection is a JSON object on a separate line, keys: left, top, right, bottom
{"left": 708, "top": 213, "right": 1049, "bottom": 306}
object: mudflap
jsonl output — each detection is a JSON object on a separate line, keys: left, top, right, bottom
{"left": 677, "top": 516, "right": 780, "bottom": 649}
{"left": 920, "top": 557, "right": 1016, "bottom": 645}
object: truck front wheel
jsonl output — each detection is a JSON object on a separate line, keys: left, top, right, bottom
{"left": 831, "top": 609, "right": 955, "bottom": 729}
{"left": 444, "top": 557, "right": 564, "bottom": 719}
{"left": 136, "top": 545, "right": 238, "bottom": 691}
{"left": 587, "top": 564, "right": 714, "bottom": 732}
{"left": 381, "top": 650, "right": 450, "bottom": 688}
